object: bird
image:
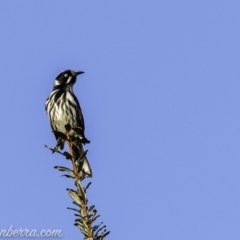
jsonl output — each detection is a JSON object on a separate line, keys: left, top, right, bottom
{"left": 45, "top": 70, "right": 92, "bottom": 177}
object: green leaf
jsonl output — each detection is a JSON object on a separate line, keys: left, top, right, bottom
{"left": 76, "top": 180, "right": 87, "bottom": 204}
{"left": 78, "top": 150, "right": 88, "bottom": 161}
{"left": 90, "top": 215, "right": 100, "bottom": 224}
{"left": 80, "top": 229, "right": 89, "bottom": 237}
{"left": 103, "top": 231, "right": 110, "bottom": 238}
{"left": 77, "top": 160, "right": 84, "bottom": 174}
{"left": 77, "top": 150, "right": 88, "bottom": 174}
{"left": 54, "top": 166, "right": 74, "bottom": 175}
{"left": 73, "top": 201, "right": 82, "bottom": 207}
{"left": 84, "top": 182, "right": 92, "bottom": 193}
{"left": 94, "top": 225, "right": 106, "bottom": 236}
{"left": 62, "top": 151, "right": 72, "bottom": 160}
{"left": 88, "top": 205, "right": 95, "bottom": 213}
{"left": 82, "top": 219, "right": 89, "bottom": 230}
{"left": 91, "top": 209, "right": 97, "bottom": 218}
{"left": 75, "top": 218, "right": 83, "bottom": 224}
{"left": 61, "top": 174, "right": 74, "bottom": 179}
{"left": 67, "top": 189, "right": 81, "bottom": 205}
{"left": 67, "top": 207, "right": 79, "bottom": 212}
{"left": 92, "top": 222, "right": 103, "bottom": 232}
{"left": 74, "top": 222, "right": 84, "bottom": 229}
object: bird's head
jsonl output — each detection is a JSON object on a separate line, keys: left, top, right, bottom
{"left": 53, "top": 70, "right": 84, "bottom": 89}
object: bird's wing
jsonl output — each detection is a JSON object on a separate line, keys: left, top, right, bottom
{"left": 73, "top": 95, "right": 85, "bottom": 134}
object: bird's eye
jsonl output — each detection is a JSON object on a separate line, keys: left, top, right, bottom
{"left": 64, "top": 74, "right": 68, "bottom": 77}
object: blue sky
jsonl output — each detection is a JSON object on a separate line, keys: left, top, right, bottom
{"left": 0, "top": 1, "right": 240, "bottom": 239}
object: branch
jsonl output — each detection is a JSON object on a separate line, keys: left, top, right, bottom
{"left": 45, "top": 137, "right": 110, "bottom": 240}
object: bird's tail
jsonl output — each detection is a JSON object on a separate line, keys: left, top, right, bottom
{"left": 72, "top": 142, "right": 92, "bottom": 178}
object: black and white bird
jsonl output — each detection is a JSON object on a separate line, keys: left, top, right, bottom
{"left": 45, "top": 70, "right": 92, "bottom": 177}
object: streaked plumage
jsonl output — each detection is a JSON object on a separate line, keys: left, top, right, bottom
{"left": 45, "top": 70, "right": 92, "bottom": 177}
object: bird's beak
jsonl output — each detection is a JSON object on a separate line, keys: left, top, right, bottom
{"left": 75, "top": 71, "right": 85, "bottom": 76}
